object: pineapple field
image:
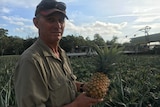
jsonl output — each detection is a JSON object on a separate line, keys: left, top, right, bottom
{"left": 0, "top": 55, "right": 160, "bottom": 107}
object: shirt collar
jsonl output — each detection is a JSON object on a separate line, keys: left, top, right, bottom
{"left": 36, "top": 38, "right": 66, "bottom": 59}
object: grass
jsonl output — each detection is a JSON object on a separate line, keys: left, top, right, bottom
{"left": 0, "top": 55, "right": 160, "bottom": 107}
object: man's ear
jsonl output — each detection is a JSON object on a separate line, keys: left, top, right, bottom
{"left": 33, "top": 17, "right": 39, "bottom": 28}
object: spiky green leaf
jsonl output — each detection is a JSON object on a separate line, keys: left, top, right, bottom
{"left": 91, "top": 43, "right": 123, "bottom": 73}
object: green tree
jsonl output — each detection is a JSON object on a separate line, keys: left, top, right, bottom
{"left": 93, "top": 33, "right": 105, "bottom": 46}
{"left": 13, "top": 37, "right": 24, "bottom": 54}
{"left": 0, "top": 28, "right": 8, "bottom": 38}
{"left": 0, "top": 28, "right": 9, "bottom": 55}
{"left": 60, "top": 35, "right": 75, "bottom": 52}
{"left": 106, "top": 36, "right": 118, "bottom": 45}
{"left": 23, "top": 37, "right": 37, "bottom": 51}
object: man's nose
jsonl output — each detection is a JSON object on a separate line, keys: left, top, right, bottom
{"left": 54, "top": 21, "right": 62, "bottom": 28}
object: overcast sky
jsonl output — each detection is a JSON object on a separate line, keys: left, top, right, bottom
{"left": 0, "top": 0, "right": 160, "bottom": 43}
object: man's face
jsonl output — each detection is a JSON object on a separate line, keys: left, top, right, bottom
{"left": 34, "top": 12, "right": 65, "bottom": 44}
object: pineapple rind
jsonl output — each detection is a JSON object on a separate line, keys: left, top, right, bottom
{"left": 86, "top": 72, "right": 110, "bottom": 99}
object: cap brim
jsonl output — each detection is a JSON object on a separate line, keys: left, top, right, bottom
{"left": 40, "top": 9, "right": 68, "bottom": 19}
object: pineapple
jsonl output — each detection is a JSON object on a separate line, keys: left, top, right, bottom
{"left": 85, "top": 44, "right": 122, "bottom": 99}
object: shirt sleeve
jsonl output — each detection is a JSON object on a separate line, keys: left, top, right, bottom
{"left": 14, "top": 56, "right": 49, "bottom": 107}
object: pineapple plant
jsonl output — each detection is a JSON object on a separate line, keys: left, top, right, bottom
{"left": 85, "top": 44, "right": 123, "bottom": 99}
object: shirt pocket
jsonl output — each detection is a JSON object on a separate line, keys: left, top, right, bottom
{"left": 48, "top": 78, "right": 65, "bottom": 91}
{"left": 48, "top": 78, "right": 73, "bottom": 106}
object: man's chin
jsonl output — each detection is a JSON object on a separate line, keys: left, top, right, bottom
{"left": 51, "top": 36, "right": 62, "bottom": 42}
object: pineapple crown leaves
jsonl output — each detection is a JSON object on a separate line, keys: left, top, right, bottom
{"left": 91, "top": 43, "right": 123, "bottom": 74}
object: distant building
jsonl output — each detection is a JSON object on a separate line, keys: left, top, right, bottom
{"left": 127, "top": 33, "right": 160, "bottom": 54}
{"left": 130, "top": 33, "right": 160, "bottom": 44}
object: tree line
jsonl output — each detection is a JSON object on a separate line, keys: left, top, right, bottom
{"left": 0, "top": 28, "right": 122, "bottom": 56}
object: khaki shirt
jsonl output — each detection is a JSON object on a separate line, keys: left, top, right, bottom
{"left": 14, "top": 38, "right": 77, "bottom": 107}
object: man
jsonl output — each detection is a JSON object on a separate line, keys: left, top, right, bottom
{"left": 14, "top": 0, "right": 103, "bottom": 107}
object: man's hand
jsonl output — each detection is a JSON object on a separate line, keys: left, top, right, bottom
{"left": 73, "top": 92, "right": 103, "bottom": 107}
